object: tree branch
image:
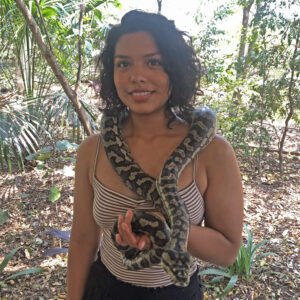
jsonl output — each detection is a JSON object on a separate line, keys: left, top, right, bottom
{"left": 14, "top": 0, "right": 93, "bottom": 136}
{"left": 75, "top": 0, "right": 86, "bottom": 94}
{"left": 157, "top": 0, "right": 162, "bottom": 14}
{"left": 278, "top": 24, "right": 299, "bottom": 174}
{"left": 34, "top": 0, "right": 54, "bottom": 55}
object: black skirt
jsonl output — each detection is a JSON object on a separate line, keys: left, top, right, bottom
{"left": 83, "top": 254, "right": 203, "bottom": 300}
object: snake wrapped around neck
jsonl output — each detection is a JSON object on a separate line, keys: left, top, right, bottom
{"left": 100, "top": 107, "right": 216, "bottom": 287}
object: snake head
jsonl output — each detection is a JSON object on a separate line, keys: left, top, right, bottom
{"left": 161, "top": 250, "right": 191, "bottom": 287}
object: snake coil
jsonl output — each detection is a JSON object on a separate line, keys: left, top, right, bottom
{"left": 101, "top": 107, "right": 216, "bottom": 286}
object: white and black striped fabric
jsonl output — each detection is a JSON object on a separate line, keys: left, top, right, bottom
{"left": 92, "top": 138, "right": 205, "bottom": 288}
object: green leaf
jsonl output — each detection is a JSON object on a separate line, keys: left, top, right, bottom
{"left": 256, "top": 252, "right": 278, "bottom": 260}
{"left": 6, "top": 268, "right": 46, "bottom": 280}
{"left": 55, "top": 140, "right": 78, "bottom": 151}
{"left": 67, "top": 157, "right": 76, "bottom": 164}
{"left": 0, "top": 247, "right": 22, "bottom": 274}
{"left": 49, "top": 187, "right": 61, "bottom": 202}
{"left": 42, "top": 7, "right": 58, "bottom": 18}
{"left": 94, "top": 9, "right": 102, "bottom": 21}
{"left": 17, "top": 193, "right": 29, "bottom": 198}
{"left": 85, "top": 41, "right": 92, "bottom": 54}
{"left": 36, "top": 164, "right": 45, "bottom": 170}
{"left": 240, "top": 245, "right": 251, "bottom": 280}
{"left": 198, "top": 268, "right": 232, "bottom": 278}
{"left": 40, "top": 146, "right": 53, "bottom": 154}
{"left": 215, "top": 275, "right": 238, "bottom": 298}
{"left": 210, "top": 275, "right": 223, "bottom": 283}
{"left": 0, "top": 210, "right": 9, "bottom": 225}
{"left": 252, "top": 239, "right": 268, "bottom": 257}
{"left": 37, "top": 153, "right": 52, "bottom": 161}
{"left": 25, "top": 153, "right": 39, "bottom": 161}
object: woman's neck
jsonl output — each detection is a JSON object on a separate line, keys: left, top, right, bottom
{"left": 122, "top": 109, "right": 174, "bottom": 139}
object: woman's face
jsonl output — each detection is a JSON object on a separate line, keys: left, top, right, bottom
{"left": 113, "top": 31, "right": 170, "bottom": 115}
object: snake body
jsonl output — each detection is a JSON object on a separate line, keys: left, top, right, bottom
{"left": 101, "top": 107, "right": 216, "bottom": 287}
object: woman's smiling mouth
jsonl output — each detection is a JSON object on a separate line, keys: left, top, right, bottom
{"left": 129, "top": 90, "right": 155, "bottom": 101}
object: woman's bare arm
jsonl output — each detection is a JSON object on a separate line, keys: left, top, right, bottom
{"left": 187, "top": 136, "right": 243, "bottom": 266}
{"left": 67, "top": 135, "right": 102, "bottom": 300}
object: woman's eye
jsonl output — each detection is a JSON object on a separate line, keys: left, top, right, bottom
{"left": 116, "top": 61, "right": 129, "bottom": 68}
{"left": 148, "top": 59, "right": 162, "bottom": 67}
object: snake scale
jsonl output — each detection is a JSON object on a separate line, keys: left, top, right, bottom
{"left": 101, "top": 107, "right": 216, "bottom": 287}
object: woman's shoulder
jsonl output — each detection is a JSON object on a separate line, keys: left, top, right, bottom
{"left": 209, "top": 134, "right": 233, "bottom": 151}
{"left": 76, "top": 134, "right": 101, "bottom": 179}
{"left": 200, "top": 134, "right": 236, "bottom": 165}
{"left": 77, "top": 133, "right": 100, "bottom": 154}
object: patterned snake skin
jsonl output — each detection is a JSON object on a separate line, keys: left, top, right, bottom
{"left": 100, "top": 107, "right": 216, "bottom": 287}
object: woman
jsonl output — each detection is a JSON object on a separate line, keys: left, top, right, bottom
{"left": 67, "top": 10, "right": 243, "bottom": 300}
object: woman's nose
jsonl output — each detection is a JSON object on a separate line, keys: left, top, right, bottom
{"left": 130, "top": 64, "right": 147, "bottom": 83}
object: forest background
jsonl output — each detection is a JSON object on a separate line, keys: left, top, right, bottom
{"left": 0, "top": 0, "right": 299, "bottom": 299}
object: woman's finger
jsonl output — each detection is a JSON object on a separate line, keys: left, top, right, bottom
{"left": 118, "top": 215, "right": 125, "bottom": 237}
{"left": 124, "top": 210, "right": 133, "bottom": 225}
{"left": 115, "top": 233, "right": 126, "bottom": 246}
{"left": 120, "top": 210, "right": 137, "bottom": 246}
{"left": 121, "top": 222, "right": 138, "bottom": 246}
{"left": 137, "top": 235, "right": 151, "bottom": 250}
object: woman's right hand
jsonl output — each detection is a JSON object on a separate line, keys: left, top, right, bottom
{"left": 116, "top": 209, "right": 152, "bottom": 251}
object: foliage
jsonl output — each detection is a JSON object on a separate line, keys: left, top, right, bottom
{"left": 0, "top": 0, "right": 298, "bottom": 174}
{"left": 20, "top": 139, "right": 76, "bottom": 219}
{"left": 0, "top": 0, "right": 56, "bottom": 97}
{"left": 199, "top": 224, "right": 277, "bottom": 298}
{"left": 0, "top": 97, "right": 42, "bottom": 172}
{"left": 193, "top": 0, "right": 299, "bottom": 173}
{"left": 0, "top": 246, "right": 46, "bottom": 288}
{"left": 0, "top": 0, "right": 121, "bottom": 96}
{"left": 55, "top": 139, "right": 79, "bottom": 151}
{"left": 0, "top": 92, "right": 95, "bottom": 172}
{"left": 0, "top": 0, "right": 121, "bottom": 173}
{"left": 42, "top": 229, "right": 70, "bottom": 257}
{"left": 193, "top": 2, "right": 235, "bottom": 86}
{"left": 24, "top": 139, "right": 77, "bottom": 201}
{"left": 41, "top": 228, "right": 102, "bottom": 257}
{"left": 30, "top": 92, "right": 98, "bottom": 143}
{"left": 49, "top": 186, "right": 61, "bottom": 202}
{"left": 0, "top": 210, "right": 9, "bottom": 225}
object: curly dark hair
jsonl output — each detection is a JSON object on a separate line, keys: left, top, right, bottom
{"left": 98, "top": 10, "right": 201, "bottom": 116}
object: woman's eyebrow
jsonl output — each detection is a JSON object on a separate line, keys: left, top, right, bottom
{"left": 114, "top": 55, "right": 131, "bottom": 59}
{"left": 144, "top": 52, "right": 160, "bottom": 57}
{"left": 114, "top": 52, "right": 160, "bottom": 59}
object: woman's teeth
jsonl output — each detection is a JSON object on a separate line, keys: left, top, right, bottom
{"left": 132, "top": 91, "right": 152, "bottom": 96}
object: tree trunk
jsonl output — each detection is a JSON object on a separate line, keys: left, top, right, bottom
{"left": 238, "top": 1, "right": 253, "bottom": 60}
{"left": 244, "top": 2, "right": 262, "bottom": 77}
{"left": 14, "top": 52, "right": 24, "bottom": 93}
{"left": 14, "top": 0, "right": 93, "bottom": 136}
{"left": 232, "top": 0, "right": 254, "bottom": 106}
{"left": 278, "top": 26, "right": 299, "bottom": 175}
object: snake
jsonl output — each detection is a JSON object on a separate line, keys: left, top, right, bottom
{"left": 100, "top": 107, "right": 216, "bottom": 287}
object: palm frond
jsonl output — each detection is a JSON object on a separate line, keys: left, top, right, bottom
{"left": 0, "top": 98, "right": 41, "bottom": 172}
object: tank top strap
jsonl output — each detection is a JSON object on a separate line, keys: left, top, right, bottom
{"left": 193, "top": 154, "right": 198, "bottom": 180}
{"left": 93, "top": 134, "right": 102, "bottom": 177}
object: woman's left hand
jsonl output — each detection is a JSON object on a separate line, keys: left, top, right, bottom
{"left": 116, "top": 209, "right": 151, "bottom": 251}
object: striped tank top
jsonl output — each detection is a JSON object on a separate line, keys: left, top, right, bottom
{"left": 92, "top": 136, "right": 205, "bottom": 288}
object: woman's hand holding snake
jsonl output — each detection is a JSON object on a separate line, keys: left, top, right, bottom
{"left": 116, "top": 210, "right": 151, "bottom": 251}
